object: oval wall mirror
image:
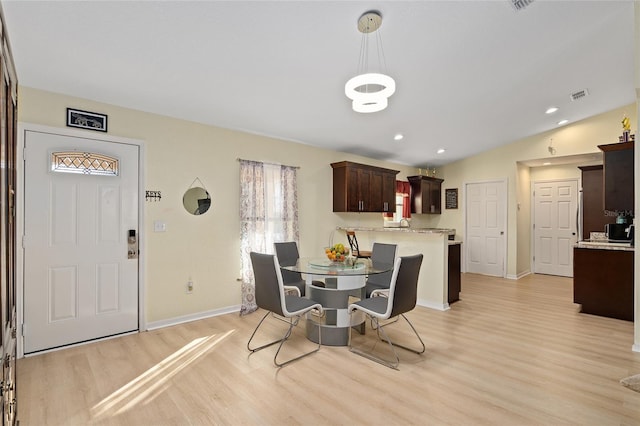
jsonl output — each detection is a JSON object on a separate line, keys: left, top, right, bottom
{"left": 183, "top": 187, "right": 211, "bottom": 215}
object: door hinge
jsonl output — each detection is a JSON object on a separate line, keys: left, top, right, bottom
{"left": 22, "top": 235, "right": 25, "bottom": 248}
{"left": 22, "top": 146, "right": 26, "bottom": 161}
{"left": 21, "top": 324, "right": 25, "bottom": 336}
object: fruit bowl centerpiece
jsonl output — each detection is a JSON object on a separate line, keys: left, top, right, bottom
{"left": 325, "top": 243, "right": 349, "bottom": 263}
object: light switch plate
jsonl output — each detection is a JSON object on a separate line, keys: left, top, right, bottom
{"left": 153, "top": 220, "right": 167, "bottom": 232}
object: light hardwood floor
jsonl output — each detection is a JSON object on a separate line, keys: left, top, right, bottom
{"left": 18, "top": 273, "right": 640, "bottom": 425}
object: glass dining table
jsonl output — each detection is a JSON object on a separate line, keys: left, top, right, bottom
{"left": 280, "top": 257, "right": 393, "bottom": 346}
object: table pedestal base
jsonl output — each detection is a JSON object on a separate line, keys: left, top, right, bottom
{"left": 305, "top": 317, "right": 365, "bottom": 346}
{"left": 305, "top": 284, "right": 365, "bottom": 346}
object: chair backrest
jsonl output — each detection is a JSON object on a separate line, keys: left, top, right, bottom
{"left": 386, "top": 254, "right": 424, "bottom": 319}
{"left": 367, "top": 243, "right": 397, "bottom": 287}
{"left": 274, "top": 242, "right": 303, "bottom": 285}
{"left": 346, "top": 231, "right": 360, "bottom": 254}
{"left": 274, "top": 242, "right": 299, "bottom": 266}
{"left": 250, "top": 252, "right": 286, "bottom": 317}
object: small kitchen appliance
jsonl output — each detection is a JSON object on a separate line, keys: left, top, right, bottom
{"left": 605, "top": 223, "right": 634, "bottom": 243}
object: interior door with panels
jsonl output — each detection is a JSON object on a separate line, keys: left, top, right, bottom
{"left": 532, "top": 180, "right": 577, "bottom": 277}
{"left": 465, "top": 181, "right": 506, "bottom": 277}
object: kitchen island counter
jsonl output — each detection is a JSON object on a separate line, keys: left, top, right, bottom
{"left": 573, "top": 246, "right": 633, "bottom": 321}
{"left": 335, "top": 226, "right": 457, "bottom": 311}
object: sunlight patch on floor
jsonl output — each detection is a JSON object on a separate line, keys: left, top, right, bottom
{"left": 91, "top": 330, "right": 235, "bottom": 421}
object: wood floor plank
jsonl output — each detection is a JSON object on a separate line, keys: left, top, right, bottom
{"left": 17, "top": 273, "right": 640, "bottom": 425}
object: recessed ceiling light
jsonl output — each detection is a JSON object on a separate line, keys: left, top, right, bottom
{"left": 437, "top": 148, "right": 446, "bottom": 154}
{"left": 557, "top": 119, "right": 569, "bottom": 126}
{"left": 545, "top": 107, "right": 558, "bottom": 114}
{"left": 543, "top": 162, "right": 551, "bottom": 166}
{"left": 394, "top": 133, "right": 404, "bottom": 141}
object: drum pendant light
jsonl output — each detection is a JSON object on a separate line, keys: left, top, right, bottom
{"left": 344, "top": 11, "right": 396, "bottom": 113}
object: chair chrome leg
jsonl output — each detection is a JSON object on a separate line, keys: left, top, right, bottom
{"left": 370, "top": 315, "right": 399, "bottom": 330}
{"left": 349, "top": 311, "right": 425, "bottom": 369}
{"left": 376, "top": 314, "right": 426, "bottom": 355}
{"left": 274, "top": 315, "right": 322, "bottom": 367}
{"left": 247, "top": 311, "right": 283, "bottom": 353}
{"left": 348, "top": 312, "right": 401, "bottom": 370}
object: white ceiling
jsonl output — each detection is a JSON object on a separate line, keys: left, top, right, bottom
{"left": 2, "top": 0, "right": 636, "bottom": 167}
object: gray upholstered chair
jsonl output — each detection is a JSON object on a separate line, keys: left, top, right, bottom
{"left": 274, "top": 241, "right": 325, "bottom": 295}
{"left": 364, "top": 243, "right": 397, "bottom": 297}
{"left": 247, "top": 252, "right": 323, "bottom": 367}
{"left": 348, "top": 254, "right": 425, "bottom": 369}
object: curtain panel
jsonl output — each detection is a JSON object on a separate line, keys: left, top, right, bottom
{"left": 239, "top": 160, "right": 299, "bottom": 315}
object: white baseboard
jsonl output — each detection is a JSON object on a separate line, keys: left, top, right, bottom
{"left": 145, "top": 305, "right": 241, "bottom": 331}
{"left": 506, "top": 270, "right": 531, "bottom": 280}
{"left": 417, "top": 299, "right": 450, "bottom": 311}
{"left": 632, "top": 344, "right": 640, "bottom": 353}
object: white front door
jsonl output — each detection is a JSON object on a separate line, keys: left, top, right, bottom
{"left": 465, "top": 180, "right": 506, "bottom": 277}
{"left": 532, "top": 180, "right": 578, "bottom": 277}
{"left": 23, "top": 129, "right": 139, "bottom": 353}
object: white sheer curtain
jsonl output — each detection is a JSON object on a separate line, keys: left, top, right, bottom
{"left": 239, "top": 160, "right": 299, "bottom": 315}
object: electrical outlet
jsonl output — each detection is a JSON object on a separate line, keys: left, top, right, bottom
{"left": 186, "top": 280, "right": 193, "bottom": 294}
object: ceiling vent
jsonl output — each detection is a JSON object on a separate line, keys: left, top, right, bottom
{"left": 570, "top": 89, "right": 590, "bottom": 102}
{"left": 511, "top": 0, "right": 535, "bottom": 11}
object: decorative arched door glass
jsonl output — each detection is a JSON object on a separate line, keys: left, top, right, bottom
{"left": 51, "top": 151, "right": 119, "bottom": 176}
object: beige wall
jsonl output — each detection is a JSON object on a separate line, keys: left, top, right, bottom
{"left": 433, "top": 103, "right": 636, "bottom": 278}
{"left": 18, "top": 87, "right": 418, "bottom": 324}
{"left": 17, "top": 86, "right": 638, "bottom": 326}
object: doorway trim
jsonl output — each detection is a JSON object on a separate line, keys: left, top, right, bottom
{"left": 463, "top": 178, "right": 508, "bottom": 278}
{"left": 16, "top": 122, "right": 146, "bottom": 358}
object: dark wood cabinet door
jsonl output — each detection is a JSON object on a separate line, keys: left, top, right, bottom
{"left": 357, "top": 169, "right": 372, "bottom": 211}
{"left": 346, "top": 167, "right": 361, "bottom": 212}
{"left": 448, "top": 244, "right": 461, "bottom": 303}
{"left": 599, "top": 141, "right": 634, "bottom": 215}
{"left": 408, "top": 175, "right": 444, "bottom": 214}
{"left": 382, "top": 173, "right": 396, "bottom": 213}
{"left": 430, "top": 180, "right": 442, "bottom": 214}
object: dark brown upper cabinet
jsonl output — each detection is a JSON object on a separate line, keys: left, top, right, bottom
{"left": 408, "top": 175, "right": 444, "bottom": 214}
{"left": 598, "top": 141, "right": 634, "bottom": 215}
{"left": 331, "top": 161, "right": 399, "bottom": 213}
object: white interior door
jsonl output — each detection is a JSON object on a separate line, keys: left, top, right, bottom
{"left": 465, "top": 181, "right": 506, "bottom": 277}
{"left": 23, "top": 130, "right": 139, "bottom": 353}
{"left": 533, "top": 180, "right": 577, "bottom": 277}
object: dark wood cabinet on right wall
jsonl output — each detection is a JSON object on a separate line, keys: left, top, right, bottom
{"left": 598, "top": 141, "right": 634, "bottom": 215}
{"left": 408, "top": 175, "right": 444, "bottom": 214}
